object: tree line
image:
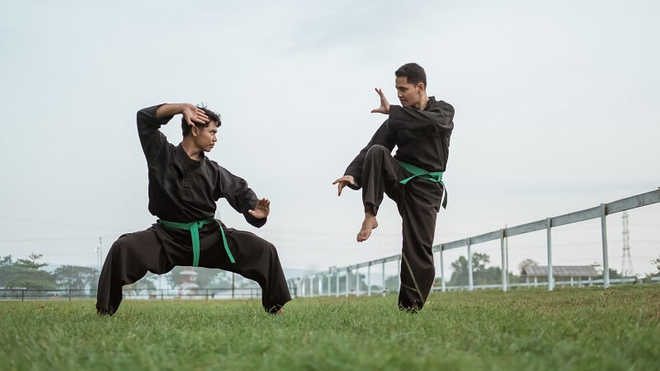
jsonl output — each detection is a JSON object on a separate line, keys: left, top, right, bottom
{"left": 2, "top": 252, "right": 659, "bottom": 291}
{"left": 0, "top": 254, "right": 252, "bottom": 291}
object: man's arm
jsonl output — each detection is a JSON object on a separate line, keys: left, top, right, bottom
{"left": 334, "top": 121, "right": 395, "bottom": 194}
{"left": 215, "top": 166, "right": 268, "bottom": 228}
{"left": 137, "top": 103, "right": 209, "bottom": 162}
{"left": 388, "top": 101, "right": 454, "bottom": 131}
{"left": 370, "top": 88, "right": 454, "bottom": 131}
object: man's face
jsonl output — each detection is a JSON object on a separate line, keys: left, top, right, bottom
{"left": 395, "top": 76, "right": 425, "bottom": 108}
{"left": 192, "top": 121, "right": 219, "bottom": 152}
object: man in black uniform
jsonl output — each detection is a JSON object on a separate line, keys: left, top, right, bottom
{"left": 97, "top": 103, "right": 291, "bottom": 315}
{"left": 333, "top": 63, "right": 454, "bottom": 311}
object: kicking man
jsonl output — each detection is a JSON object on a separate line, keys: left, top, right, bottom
{"left": 333, "top": 63, "right": 454, "bottom": 311}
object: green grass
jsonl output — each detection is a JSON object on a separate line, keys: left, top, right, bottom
{"left": 1, "top": 286, "right": 659, "bottom": 371}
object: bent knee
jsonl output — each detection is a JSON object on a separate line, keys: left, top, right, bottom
{"left": 366, "top": 144, "right": 390, "bottom": 158}
{"left": 110, "top": 235, "right": 138, "bottom": 257}
{"left": 261, "top": 241, "right": 279, "bottom": 257}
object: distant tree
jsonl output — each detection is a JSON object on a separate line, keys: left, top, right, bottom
{"left": 209, "top": 271, "right": 233, "bottom": 288}
{"left": 653, "top": 256, "right": 660, "bottom": 274}
{"left": 385, "top": 275, "right": 399, "bottom": 291}
{"left": 165, "top": 266, "right": 228, "bottom": 289}
{"left": 53, "top": 265, "right": 98, "bottom": 289}
{"left": 124, "top": 272, "right": 158, "bottom": 296}
{"left": 448, "top": 253, "right": 493, "bottom": 286}
{"left": 608, "top": 268, "right": 624, "bottom": 279}
{"left": 0, "top": 254, "right": 56, "bottom": 290}
{"left": 474, "top": 266, "right": 503, "bottom": 285}
{"left": 518, "top": 259, "right": 539, "bottom": 274}
{"left": 17, "top": 254, "right": 48, "bottom": 270}
{"left": 0, "top": 255, "right": 15, "bottom": 288}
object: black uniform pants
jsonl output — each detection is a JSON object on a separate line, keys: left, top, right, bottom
{"left": 96, "top": 221, "right": 291, "bottom": 315}
{"left": 361, "top": 145, "right": 444, "bottom": 311}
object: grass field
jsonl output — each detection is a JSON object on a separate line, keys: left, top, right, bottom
{"left": 1, "top": 286, "right": 659, "bottom": 370}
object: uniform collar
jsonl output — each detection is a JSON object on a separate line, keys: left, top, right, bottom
{"left": 175, "top": 143, "right": 205, "bottom": 171}
{"left": 425, "top": 96, "right": 437, "bottom": 110}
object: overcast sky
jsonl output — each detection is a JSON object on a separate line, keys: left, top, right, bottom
{"left": 1, "top": 1, "right": 658, "bottom": 277}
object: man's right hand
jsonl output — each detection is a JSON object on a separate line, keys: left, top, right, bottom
{"left": 370, "top": 88, "right": 390, "bottom": 115}
{"left": 332, "top": 175, "right": 356, "bottom": 196}
{"left": 181, "top": 104, "right": 210, "bottom": 127}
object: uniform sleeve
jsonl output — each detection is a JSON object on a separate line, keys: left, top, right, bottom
{"left": 343, "top": 121, "right": 396, "bottom": 190}
{"left": 388, "top": 101, "right": 454, "bottom": 132}
{"left": 137, "top": 104, "right": 172, "bottom": 164}
{"left": 215, "top": 165, "right": 266, "bottom": 228}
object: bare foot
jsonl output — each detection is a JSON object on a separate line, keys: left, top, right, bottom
{"left": 357, "top": 214, "right": 378, "bottom": 242}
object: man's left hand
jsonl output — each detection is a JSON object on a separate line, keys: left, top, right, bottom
{"left": 248, "top": 198, "right": 270, "bottom": 219}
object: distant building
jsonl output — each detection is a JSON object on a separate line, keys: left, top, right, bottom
{"left": 176, "top": 269, "right": 199, "bottom": 298}
{"left": 522, "top": 265, "right": 600, "bottom": 286}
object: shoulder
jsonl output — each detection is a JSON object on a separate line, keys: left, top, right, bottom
{"left": 205, "top": 159, "right": 239, "bottom": 179}
{"left": 428, "top": 98, "right": 454, "bottom": 113}
{"left": 205, "top": 158, "right": 224, "bottom": 174}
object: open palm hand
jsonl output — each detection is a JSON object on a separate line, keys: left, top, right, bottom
{"left": 248, "top": 198, "right": 270, "bottom": 219}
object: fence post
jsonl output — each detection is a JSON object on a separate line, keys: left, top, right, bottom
{"left": 600, "top": 203, "right": 610, "bottom": 288}
{"left": 547, "top": 218, "right": 554, "bottom": 291}
{"left": 397, "top": 256, "right": 401, "bottom": 293}
{"left": 382, "top": 261, "right": 386, "bottom": 294}
{"left": 367, "top": 263, "right": 372, "bottom": 296}
{"left": 336, "top": 269, "right": 340, "bottom": 297}
{"left": 232, "top": 273, "right": 235, "bottom": 299}
{"left": 467, "top": 239, "right": 474, "bottom": 291}
{"left": 21, "top": 289, "right": 25, "bottom": 302}
{"left": 345, "top": 268, "right": 349, "bottom": 297}
{"left": 206, "top": 289, "right": 209, "bottom": 300}
{"left": 68, "top": 288, "right": 72, "bottom": 302}
{"left": 440, "top": 247, "right": 446, "bottom": 292}
{"left": 356, "top": 267, "right": 360, "bottom": 297}
{"left": 500, "top": 229, "right": 508, "bottom": 292}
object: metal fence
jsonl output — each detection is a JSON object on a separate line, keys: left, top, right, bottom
{"left": 0, "top": 286, "right": 300, "bottom": 302}
{"left": 288, "top": 188, "right": 660, "bottom": 297}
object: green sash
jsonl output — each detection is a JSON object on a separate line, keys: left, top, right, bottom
{"left": 398, "top": 160, "right": 448, "bottom": 209}
{"left": 157, "top": 218, "right": 235, "bottom": 267}
{"left": 398, "top": 160, "right": 444, "bottom": 185}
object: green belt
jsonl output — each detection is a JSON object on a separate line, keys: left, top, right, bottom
{"left": 397, "top": 160, "right": 448, "bottom": 209}
{"left": 397, "top": 160, "right": 444, "bottom": 185}
{"left": 157, "top": 218, "right": 235, "bottom": 267}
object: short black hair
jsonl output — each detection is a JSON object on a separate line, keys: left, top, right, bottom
{"left": 181, "top": 105, "right": 221, "bottom": 137}
{"left": 395, "top": 63, "right": 427, "bottom": 88}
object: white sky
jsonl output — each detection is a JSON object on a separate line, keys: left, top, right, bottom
{"left": 1, "top": 1, "right": 658, "bottom": 276}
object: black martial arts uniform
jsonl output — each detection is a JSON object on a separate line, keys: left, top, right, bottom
{"left": 344, "top": 97, "right": 454, "bottom": 311}
{"left": 96, "top": 104, "right": 291, "bottom": 315}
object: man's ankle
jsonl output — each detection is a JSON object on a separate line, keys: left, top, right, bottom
{"left": 364, "top": 205, "right": 377, "bottom": 217}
